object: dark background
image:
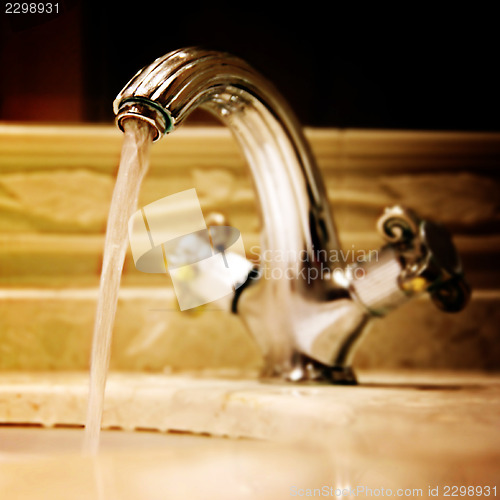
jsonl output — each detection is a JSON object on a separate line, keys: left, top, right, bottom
{"left": 1, "top": 1, "right": 499, "bottom": 130}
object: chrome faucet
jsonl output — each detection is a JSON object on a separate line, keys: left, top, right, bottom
{"left": 114, "top": 47, "right": 470, "bottom": 384}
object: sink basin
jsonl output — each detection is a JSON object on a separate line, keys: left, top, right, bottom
{"left": 0, "top": 370, "right": 499, "bottom": 499}
{"left": 0, "top": 427, "right": 333, "bottom": 500}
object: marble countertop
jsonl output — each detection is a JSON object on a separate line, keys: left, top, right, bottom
{"left": 0, "top": 370, "right": 499, "bottom": 491}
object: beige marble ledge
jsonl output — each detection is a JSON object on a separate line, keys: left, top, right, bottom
{"left": 0, "top": 370, "right": 499, "bottom": 473}
{"left": 1, "top": 124, "right": 500, "bottom": 173}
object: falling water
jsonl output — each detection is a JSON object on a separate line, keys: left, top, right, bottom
{"left": 83, "top": 119, "right": 154, "bottom": 455}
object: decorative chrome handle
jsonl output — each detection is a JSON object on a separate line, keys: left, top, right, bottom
{"left": 377, "top": 206, "right": 470, "bottom": 313}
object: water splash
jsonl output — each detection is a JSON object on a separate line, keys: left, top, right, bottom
{"left": 83, "top": 119, "right": 154, "bottom": 455}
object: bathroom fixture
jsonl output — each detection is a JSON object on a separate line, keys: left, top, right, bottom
{"left": 114, "top": 47, "right": 470, "bottom": 384}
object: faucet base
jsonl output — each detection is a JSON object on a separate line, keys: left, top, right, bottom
{"left": 283, "top": 354, "right": 358, "bottom": 385}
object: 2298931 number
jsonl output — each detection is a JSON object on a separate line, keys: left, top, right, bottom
{"left": 443, "top": 485, "right": 497, "bottom": 496}
{"left": 5, "top": 3, "right": 59, "bottom": 14}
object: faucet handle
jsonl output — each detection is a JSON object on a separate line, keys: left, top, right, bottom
{"left": 376, "top": 206, "right": 470, "bottom": 313}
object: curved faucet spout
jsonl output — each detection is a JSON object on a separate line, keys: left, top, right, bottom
{"left": 114, "top": 48, "right": 340, "bottom": 258}
{"left": 114, "top": 47, "right": 469, "bottom": 383}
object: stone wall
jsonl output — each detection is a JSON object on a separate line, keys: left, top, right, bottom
{"left": 1, "top": 125, "right": 498, "bottom": 372}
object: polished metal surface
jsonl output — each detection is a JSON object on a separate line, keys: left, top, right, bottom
{"left": 114, "top": 47, "right": 469, "bottom": 383}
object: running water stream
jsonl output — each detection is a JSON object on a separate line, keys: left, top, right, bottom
{"left": 83, "top": 119, "right": 154, "bottom": 455}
